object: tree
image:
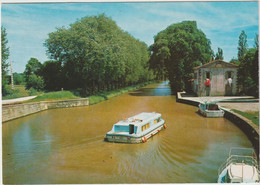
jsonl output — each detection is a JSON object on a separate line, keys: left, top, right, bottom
{"left": 13, "top": 73, "right": 26, "bottom": 85}
{"left": 237, "top": 30, "right": 248, "bottom": 61}
{"left": 150, "top": 21, "right": 213, "bottom": 93}
{"left": 41, "top": 60, "right": 63, "bottom": 91}
{"left": 237, "top": 31, "right": 258, "bottom": 96}
{"left": 1, "top": 27, "right": 10, "bottom": 95}
{"left": 27, "top": 74, "right": 45, "bottom": 91}
{"left": 24, "top": 58, "right": 43, "bottom": 90}
{"left": 215, "top": 47, "right": 224, "bottom": 60}
{"left": 44, "top": 14, "right": 152, "bottom": 96}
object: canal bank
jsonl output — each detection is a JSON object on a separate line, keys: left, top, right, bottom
{"left": 2, "top": 82, "right": 155, "bottom": 123}
{"left": 176, "top": 92, "right": 259, "bottom": 156}
{"left": 2, "top": 98, "right": 89, "bottom": 122}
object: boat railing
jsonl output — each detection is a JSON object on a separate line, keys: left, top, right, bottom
{"left": 218, "top": 155, "right": 259, "bottom": 176}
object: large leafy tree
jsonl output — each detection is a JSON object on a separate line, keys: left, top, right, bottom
{"left": 150, "top": 21, "right": 213, "bottom": 93}
{"left": 1, "top": 27, "right": 10, "bottom": 95}
{"left": 44, "top": 14, "right": 152, "bottom": 96}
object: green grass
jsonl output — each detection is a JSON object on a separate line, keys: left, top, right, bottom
{"left": 232, "top": 109, "right": 259, "bottom": 126}
{"left": 3, "top": 81, "right": 154, "bottom": 105}
{"left": 25, "top": 91, "right": 80, "bottom": 102}
{"left": 2, "top": 85, "right": 30, "bottom": 100}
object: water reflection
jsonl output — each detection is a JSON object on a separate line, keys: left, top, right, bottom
{"left": 2, "top": 82, "right": 253, "bottom": 183}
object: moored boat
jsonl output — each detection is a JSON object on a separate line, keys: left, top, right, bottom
{"left": 218, "top": 147, "right": 259, "bottom": 183}
{"left": 198, "top": 101, "right": 224, "bottom": 117}
{"left": 104, "top": 112, "right": 166, "bottom": 143}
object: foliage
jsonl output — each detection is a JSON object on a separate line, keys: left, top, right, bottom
{"left": 26, "top": 91, "right": 79, "bottom": 102}
{"left": 41, "top": 60, "right": 64, "bottom": 91}
{"left": 24, "top": 58, "right": 44, "bottom": 90}
{"left": 13, "top": 73, "right": 26, "bottom": 85}
{"left": 237, "top": 32, "right": 258, "bottom": 97}
{"left": 232, "top": 109, "right": 259, "bottom": 126}
{"left": 149, "top": 21, "right": 213, "bottom": 93}
{"left": 27, "top": 74, "right": 45, "bottom": 91}
{"left": 215, "top": 47, "right": 223, "bottom": 60}
{"left": 44, "top": 14, "right": 153, "bottom": 96}
{"left": 2, "top": 85, "right": 41, "bottom": 100}
{"left": 229, "top": 58, "right": 240, "bottom": 65}
{"left": 237, "top": 30, "right": 248, "bottom": 61}
{"left": 1, "top": 27, "right": 10, "bottom": 96}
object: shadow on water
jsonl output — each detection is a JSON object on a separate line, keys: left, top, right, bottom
{"left": 129, "top": 81, "right": 173, "bottom": 96}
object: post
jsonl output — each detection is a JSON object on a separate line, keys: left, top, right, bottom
{"left": 10, "top": 61, "right": 14, "bottom": 89}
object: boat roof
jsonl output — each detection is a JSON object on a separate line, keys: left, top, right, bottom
{"left": 116, "top": 112, "right": 161, "bottom": 126}
{"left": 228, "top": 164, "right": 259, "bottom": 182}
{"left": 229, "top": 147, "right": 256, "bottom": 158}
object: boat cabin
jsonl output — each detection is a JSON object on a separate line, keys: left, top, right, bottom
{"left": 110, "top": 112, "right": 162, "bottom": 135}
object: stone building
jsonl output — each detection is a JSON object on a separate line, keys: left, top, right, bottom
{"left": 193, "top": 60, "right": 238, "bottom": 96}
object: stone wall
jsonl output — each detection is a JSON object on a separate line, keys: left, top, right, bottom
{"left": 2, "top": 98, "right": 89, "bottom": 122}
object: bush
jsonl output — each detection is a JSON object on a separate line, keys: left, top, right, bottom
{"left": 26, "top": 74, "right": 45, "bottom": 91}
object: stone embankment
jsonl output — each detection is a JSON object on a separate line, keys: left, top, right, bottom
{"left": 2, "top": 98, "right": 89, "bottom": 123}
{"left": 176, "top": 92, "right": 259, "bottom": 156}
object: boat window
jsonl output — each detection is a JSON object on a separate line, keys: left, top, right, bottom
{"left": 141, "top": 123, "right": 150, "bottom": 131}
{"left": 154, "top": 117, "right": 161, "bottom": 124}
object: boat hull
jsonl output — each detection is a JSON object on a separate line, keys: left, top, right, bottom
{"left": 199, "top": 105, "right": 224, "bottom": 117}
{"left": 104, "top": 124, "right": 166, "bottom": 143}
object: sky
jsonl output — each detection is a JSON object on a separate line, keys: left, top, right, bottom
{"left": 1, "top": 1, "right": 259, "bottom": 73}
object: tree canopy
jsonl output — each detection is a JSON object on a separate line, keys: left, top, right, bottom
{"left": 150, "top": 21, "right": 213, "bottom": 93}
{"left": 44, "top": 14, "right": 153, "bottom": 95}
{"left": 1, "top": 27, "right": 10, "bottom": 95}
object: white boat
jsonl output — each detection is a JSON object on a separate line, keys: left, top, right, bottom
{"left": 198, "top": 102, "right": 224, "bottom": 117}
{"left": 218, "top": 147, "right": 259, "bottom": 183}
{"left": 104, "top": 112, "right": 166, "bottom": 143}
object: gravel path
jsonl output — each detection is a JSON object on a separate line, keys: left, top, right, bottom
{"left": 2, "top": 96, "right": 37, "bottom": 105}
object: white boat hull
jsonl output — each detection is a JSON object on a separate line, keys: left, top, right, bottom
{"left": 105, "top": 124, "right": 166, "bottom": 143}
{"left": 199, "top": 105, "right": 224, "bottom": 117}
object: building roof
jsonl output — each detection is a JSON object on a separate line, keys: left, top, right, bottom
{"left": 193, "top": 60, "right": 238, "bottom": 70}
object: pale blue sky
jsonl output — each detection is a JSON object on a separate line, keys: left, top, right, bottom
{"left": 1, "top": 1, "right": 259, "bottom": 73}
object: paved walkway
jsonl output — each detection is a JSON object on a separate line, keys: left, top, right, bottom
{"left": 2, "top": 96, "right": 37, "bottom": 105}
{"left": 178, "top": 93, "right": 259, "bottom": 112}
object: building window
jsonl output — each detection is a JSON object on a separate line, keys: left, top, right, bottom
{"left": 206, "top": 72, "right": 211, "bottom": 79}
{"left": 228, "top": 71, "right": 232, "bottom": 78}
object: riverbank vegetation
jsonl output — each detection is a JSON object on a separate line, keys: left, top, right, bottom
{"left": 232, "top": 109, "right": 259, "bottom": 126}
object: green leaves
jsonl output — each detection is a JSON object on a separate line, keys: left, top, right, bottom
{"left": 44, "top": 14, "right": 152, "bottom": 95}
{"left": 150, "top": 21, "right": 213, "bottom": 93}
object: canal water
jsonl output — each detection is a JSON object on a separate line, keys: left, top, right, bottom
{"left": 2, "top": 82, "right": 253, "bottom": 183}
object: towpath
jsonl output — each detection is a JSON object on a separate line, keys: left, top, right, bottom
{"left": 2, "top": 96, "right": 37, "bottom": 105}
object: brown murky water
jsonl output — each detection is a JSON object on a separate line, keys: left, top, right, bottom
{"left": 2, "top": 82, "right": 253, "bottom": 183}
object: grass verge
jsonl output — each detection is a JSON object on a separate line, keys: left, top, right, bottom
{"left": 5, "top": 81, "right": 154, "bottom": 104}
{"left": 25, "top": 91, "right": 80, "bottom": 102}
{"left": 232, "top": 109, "right": 259, "bottom": 126}
{"left": 2, "top": 85, "right": 41, "bottom": 100}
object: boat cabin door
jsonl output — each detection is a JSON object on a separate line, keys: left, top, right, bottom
{"left": 129, "top": 124, "right": 135, "bottom": 134}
